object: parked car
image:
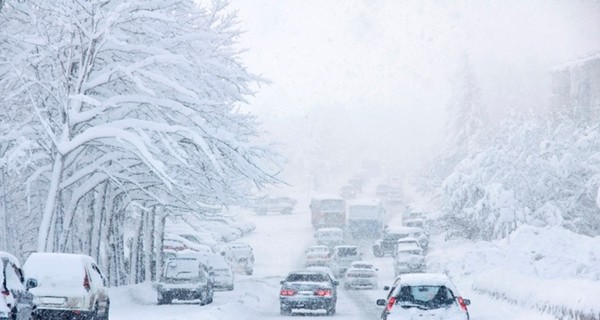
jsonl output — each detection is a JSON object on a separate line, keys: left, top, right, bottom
{"left": 279, "top": 270, "right": 338, "bottom": 316}
{"left": 315, "top": 228, "right": 344, "bottom": 249}
{"left": 376, "top": 273, "right": 471, "bottom": 320}
{"left": 253, "top": 196, "right": 297, "bottom": 215}
{"left": 0, "top": 252, "right": 36, "bottom": 320}
{"left": 393, "top": 246, "right": 426, "bottom": 276}
{"left": 329, "top": 245, "right": 362, "bottom": 278}
{"left": 156, "top": 257, "right": 214, "bottom": 305}
{"left": 190, "top": 252, "right": 234, "bottom": 291}
{"left": 304, "top": 245, "right": 330, "bottom": 267}
{"left": 219, "top": 243, "right": 254, "bottom": 275}
{"left": 344, "top": 267, "right": 377, "bottom": 290}
{"left": 163, "top": 234, "right": 213, "bottom": 253}
{"left": 24, "top": 253, "right": 110, "bottom": 320}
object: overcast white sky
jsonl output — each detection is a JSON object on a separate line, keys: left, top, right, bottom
{"left": 230, "top": 0, "right": 600, "bottom": 191}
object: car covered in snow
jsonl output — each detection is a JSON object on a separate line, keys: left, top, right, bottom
{"left": 393, "top": 245, "right": 426, "bottom": 276}
{"left": 24, "top": 253, "right": 110, "bottom": 320}
{"left": 393, "top": 238, "right": 423, "bottom": 256}
{"left": 219, "top": 243, "right": 254, "bottom": 275}
{"left": 377, "top": 273, "right": 471, "bottom": 320}
{"left": 329, "top": 245, "right": 362, "bottom": 278}
{"left": 156, "top": 257, "right": 214, "bottom": 305}
{"left": 344, "top": 267, "right": 377, "bottom": 290}
{"left": 0, "top": 252, "right": 36, "bottom": 320}
{"left": 279, "top": 270, "right": 339, "bottom": 316}
{"left": 304, "top": 245, "right": 331, "bottom": 267}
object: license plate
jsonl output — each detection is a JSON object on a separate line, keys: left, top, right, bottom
{"left": 41, "top": 297, "right": 66, "bottom": 305}
{"left": 298, "top": 291, "right": 313, "bottom": 295}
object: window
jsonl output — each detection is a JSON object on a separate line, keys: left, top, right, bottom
{"left": 5, "top": 261, "right": 25, "bottom": 291}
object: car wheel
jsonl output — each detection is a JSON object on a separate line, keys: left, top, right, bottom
{"left": 373, "top": 247, "right": 383, "bottom": 257}
{"left": 280, "top": 305, "right": 292, "bottom": 316}
{"left": 326, "top": 304, "right": 336, "bottom": 316}
{"left": 98, "top": 301, "right": 110, "bottom": 320}
{"left": 245, "top": 270, "right": 253, "bottom": 275}
{"left": 228, "top": 285, "right": 234, "bottom": 291}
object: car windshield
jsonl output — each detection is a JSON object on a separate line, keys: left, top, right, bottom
{"left": 286, "top": 273, "right": 329, "bottom": 282}
{"left": 394, "top": 285, "right": 456, "bottom": 309}
{"left": 164, "top": 258, "right": 198, "bottom": 280}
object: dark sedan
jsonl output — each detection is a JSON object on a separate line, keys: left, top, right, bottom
{"left": 279, "top": 271, "right": 339, "bottom": 316}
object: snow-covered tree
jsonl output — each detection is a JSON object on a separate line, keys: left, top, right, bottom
{"left": 0, "top": 0, "right": 279, "bottom": 282}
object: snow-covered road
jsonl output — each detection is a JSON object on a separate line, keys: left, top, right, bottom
{"left": 110, "top": 210, "right": 554, "bottom": 320}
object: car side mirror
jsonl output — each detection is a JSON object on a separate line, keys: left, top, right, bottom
{"left": 280, "top": 280, "right": 285, "bottom": 285}
{"left": 463, "top": 298, "right": 471, "bottom": 306}
{"left": 332, "top": 280, "right": 339, "bottom": 286}
{"left": 25, "top": 278, "right": 38, "bottom": 290}
{"left": 376, "top": 299, "right": 387, "bottom": 306}
{"left": 383, "top": 286, "right": 390, "bottom": 291}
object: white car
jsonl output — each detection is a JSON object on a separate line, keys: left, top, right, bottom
{"left": 220, "top": 243, "right": 254, "bottom": 275}
{"left": 394, "top": 246, "right": 426, "bottom": 276}
{"left": 377, "top": 273, "right": 471, "bottom": 320}
{"left": 329, "top": 245, "right": 362, "bottom": 277}
{"left": 305, "top": 245, "right": 331, "bottom": 267}
{"left": 24, "top": 253, "right": 110, "bottom": 320}
{"left": 393, "top": 238, "right": 422, "bottom": 256}
{"left": 344, "top": 267, "right": 377, "bottom": 290}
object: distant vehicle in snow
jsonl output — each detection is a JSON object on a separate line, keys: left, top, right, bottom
{"left": 315, "top": 227, "right": 345, "bottom": 249}
{"left": 340, "top": 185, "right": 358, "bottom": 199}
{"left": 329, "top": 245, "right": 362, "bottom": 278}
{"left": 393, "top": 238, "right": 423, "bottom": 257}
{"left": 344, "top": 267, "right": 377, "bottom": 290}
{"left": 0, "top": 252, "right": 36, "bottom": 320}
{"left": 304, "top": 245, "right": 331, "bottom": 267}
{"left": 346, "top": 199, "right": 385, "bottom": 239}
{"left": 374, "top": 226, "right": 428, "bottom": 257}
{"left": 219, "top": 243, "right": 254, "bottom": 275}
{"left": 253, "top": 196, "right": 297, "bottom": 215}
{"left": 156, "top": 257, "right": 214, "bottom": 305}
{"left": 163, "top": 234, "right": 213, "bottom": 253}
{"left": 279, "top": 270, "right": 339, "bottom": 316}
{"left": 376, "top": 273, "right": 471, "bottom": 320}
{"left": 393, "top": 246, "right": 426, "bottom": 277}
{"left": 176, "top": 251, "right": 234, "bottom": 291}
{"left": 24, "top": 252, "right": 110, "bottom": 320}
{"left": 310, "top": 197, "right": 346, "bottom": 229}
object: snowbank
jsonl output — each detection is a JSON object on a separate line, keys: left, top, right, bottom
{"left": 473, "top": 269, "right": 600, "bottom": 320}
{"left": 427, "top": 225, "right": 600, "bottom": 319}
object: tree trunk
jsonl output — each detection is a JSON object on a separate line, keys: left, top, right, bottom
{"left": 38, "top": 153, "right": 65, "bottom": 252}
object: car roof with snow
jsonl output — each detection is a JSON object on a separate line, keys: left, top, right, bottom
{"left": 394, "top": 273, "right": 459, "bottom": 292}
{"left": 311, "top": 195, "right": 345, "bottom": 201}
{"left": 0, "top": 251, "right": 21, "bottom": 267}
{"left": 396, "top": 237, "right": 419, "bottom": 243}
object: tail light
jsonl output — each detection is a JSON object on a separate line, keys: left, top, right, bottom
{"left": 315, "top": 289, "right": 332, "bottom": 297}
{"left": 280, "top": 289, "right": 296, "bottom": 296}
{"left": 83, "top": 273, "right": 91, "bottom": 291}
{"left": 386, "top": 297, "right": 396, "bottom": 312}
{"left": 457, "top": 297, "right": 468, "bottom": 311}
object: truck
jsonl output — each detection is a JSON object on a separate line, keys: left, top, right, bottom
{"left": 310, "top": 196, "right": 346, "bottom": 229}
{"left": 346, "top": 199, "right": 384, "bottom": 239}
